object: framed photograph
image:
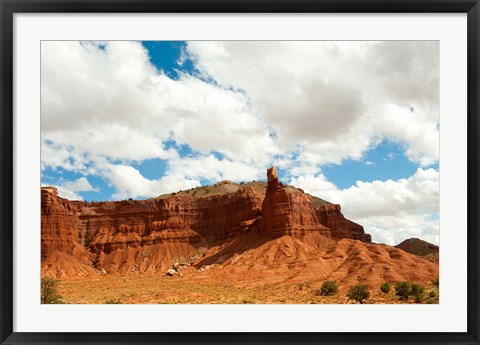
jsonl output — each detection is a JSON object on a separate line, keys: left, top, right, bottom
{"left": 1, "top": 1, "right": 479, "bottom": 344}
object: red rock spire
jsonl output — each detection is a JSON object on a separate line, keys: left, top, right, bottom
{"left": 267, "top": 166, "right": 278, "bottom": 185}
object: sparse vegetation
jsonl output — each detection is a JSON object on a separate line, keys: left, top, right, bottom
{"left": 432, "top": 278, "right": 439, "bottom": 288}
{"left": 41, "top": 277, "right": 63, "bottom": 304}
{"left": 394, "top": 282, "right": 428, "bottom": 303}
{"left": 316, "top": 281, "right": 338, "bottom": 296}
{"left": 347, "top": 285, "right": 370, "bottom": 304}
{"left": 395, "top": 281, "right": 411, "bottom": 301}
{"left": 380, "top": 282, "right": 391, "bottom": 294}
{"left": 428, "top": 290, "right": 437, "bottom": 298}
{"left": 53, "top": 274, "right": 439, "bottom": 304}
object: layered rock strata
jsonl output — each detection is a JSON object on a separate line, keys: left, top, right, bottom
{"left": 41, "top": 167, "right": 371, "bottom": 276}
{"left": 316, "top": 204, "right": 371, "bottom": 242}
{"left": 260, "top": 167, "right": 331, "bottom": 238}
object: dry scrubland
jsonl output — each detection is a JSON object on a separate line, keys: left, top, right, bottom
{"left": 55, "top": 273, "right": 439, "bottom": 304}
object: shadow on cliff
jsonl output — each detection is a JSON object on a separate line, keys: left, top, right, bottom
{"left": 192, "top": 226, "right": 273, "bottom": 268}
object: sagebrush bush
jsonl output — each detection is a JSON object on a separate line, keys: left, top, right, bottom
{"left": 347, "top": 285, "right": 370, "bottom": 304}
{"left": 41, "top": 277, "right": 63, "bottom": 304}
{"left": 395, "top": 281, "right": 411, "bottom": 300}
{"left": 380, "top": 282, "right": 391, "bottom": 294}
{"left": 316, "top": 281, "right": 338, "bottom": 296}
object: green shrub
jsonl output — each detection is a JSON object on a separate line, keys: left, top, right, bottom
{"left": 429, "top": 290, "right": 437, "bottom": 298}
{"left": 316, "top": 281, "right": 338, "bottom": 296}
{"left": 395, "top": 281, "right": 411, "bottom": 300}
{"left": 410, "top": 283, "right": 424, "bottom": 295}
{"left": 347, "top": 285, "right": 370, "bottom": 304}
{"left": 410, "top": 284, "right": 424, "bottom": 303}
{"left": 432, "top": 278, "right": 439, "bottom": 288}
{"left": 41, "top": 277, "right": 63, "bottom": 304}
{"left": 380, "top": 282, "right": 391, "bottom": 294}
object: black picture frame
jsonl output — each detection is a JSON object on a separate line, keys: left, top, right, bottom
{"left": 1, "top": 1, "right": 479, "bottom": 344}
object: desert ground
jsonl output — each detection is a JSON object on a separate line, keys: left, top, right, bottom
{"left": 56, "top": 272, "right": 439, "bottom": 304}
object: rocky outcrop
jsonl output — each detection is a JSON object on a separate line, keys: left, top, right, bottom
{"left": 316, "top": 204, "right": 371, "bottom": 242}
{"left": 41, "top": 167, "right": 372, "bottom": 277}
{"left": 41, "top": 185, "right": 265, "bottom": 276}
{"left": 260, "top": 167, "right": 331, "bottom": 238}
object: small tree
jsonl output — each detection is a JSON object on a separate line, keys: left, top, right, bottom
{"left": 41, "top": 277, "right": 63, "bottom": 304}
{"left": 395, "top": 281, "right": 411, "bottom": 301}
{"left": 380, "top": 282, "right": 391, "bottom": 294}
{"left": 347, "top": 285, "right": 370, "bottom": 304}
{"left": 316, "top": 281, "right": 339, "bottom": 296}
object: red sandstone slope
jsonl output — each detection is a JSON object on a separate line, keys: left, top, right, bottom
{"left": 191, "top": 233, "right": 438, "bottom": 290}
{"left": 41, "top": 167, "right": 438, "bottom": 288}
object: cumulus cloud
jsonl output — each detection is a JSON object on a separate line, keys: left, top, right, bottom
{"left": 291, "top": 168, "right": 439, "bottom": 245}
{"left": 63, "top": 177, "right": 99, "bottom": 193}
{"left": 105, "top": 164, "right": 200, "bottom": 200}
{"left": 41, "top": 41, "right": 277, "bottom": 166}
{"left": 186, "top": 41, "right": 439, "bottom": 168}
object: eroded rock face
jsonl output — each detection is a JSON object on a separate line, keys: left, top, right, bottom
{"left": 316, "top": 204, "right": 371, "bottom": 242}
{"left": 41, "top": 185, "right": 264, "bottom": 276}
{"left": 260, "top": 167, "right": 331, "bottom": 238}
{"left": 41, "top": 167, "right": 372, "bottom": 277}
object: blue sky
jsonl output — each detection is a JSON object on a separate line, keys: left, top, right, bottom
{"left": 40, "top": 41, "right": 439, "bottom": 244}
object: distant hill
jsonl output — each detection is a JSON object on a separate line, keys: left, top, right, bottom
{"left": 395, "top": 238, "right": 439, "bottom": 257}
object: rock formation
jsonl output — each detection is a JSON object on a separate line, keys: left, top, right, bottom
{"left": 316, "top": 204, "right": 371, "bottom": 242}
{"left": 395, "top": 238, "right": 439, "bottom": 257}
{"left": 41, "top": 167, "right": 437, "bottom": 288}
{"left": 42, "top": 185, "right": 265, "bottom": 276}
{"left": 260, "top": 167, "right": 331, "bottom": 238}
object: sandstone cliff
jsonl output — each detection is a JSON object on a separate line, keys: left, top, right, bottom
{"left": 40, "top": 167, "right": 439, "bottom": 289}
{"left": 260, "top": 167, "right": 331, "bottom": 238}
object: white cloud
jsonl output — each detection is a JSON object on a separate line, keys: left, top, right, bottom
{"left": 291, "top": 168, "right": 439, "bottom": 245}
{"left": 186, "top": 41, "right": 439, "bottom": 167}
{"left": 63, "top": 177, "right": 99, "bottom": 192}
{"left": 55, "top": 188, "right": 83, "bottom": 201}
{"left": 41, "top": 41, "right": 277, "bottom": 167}
{"left": 167, "top": 154, "right": 264, "bottom": 183}
{"left": 42, "top": 177, "right": 98, "bottom": 201}
{"left": 105, "top": 164, "right": 200, "bottom": 200}
{"left": 41, "top": 40, "right": 440, "bottom": 223}
{"left": 289, "top": 173, "right": 338, "bottom": 194}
